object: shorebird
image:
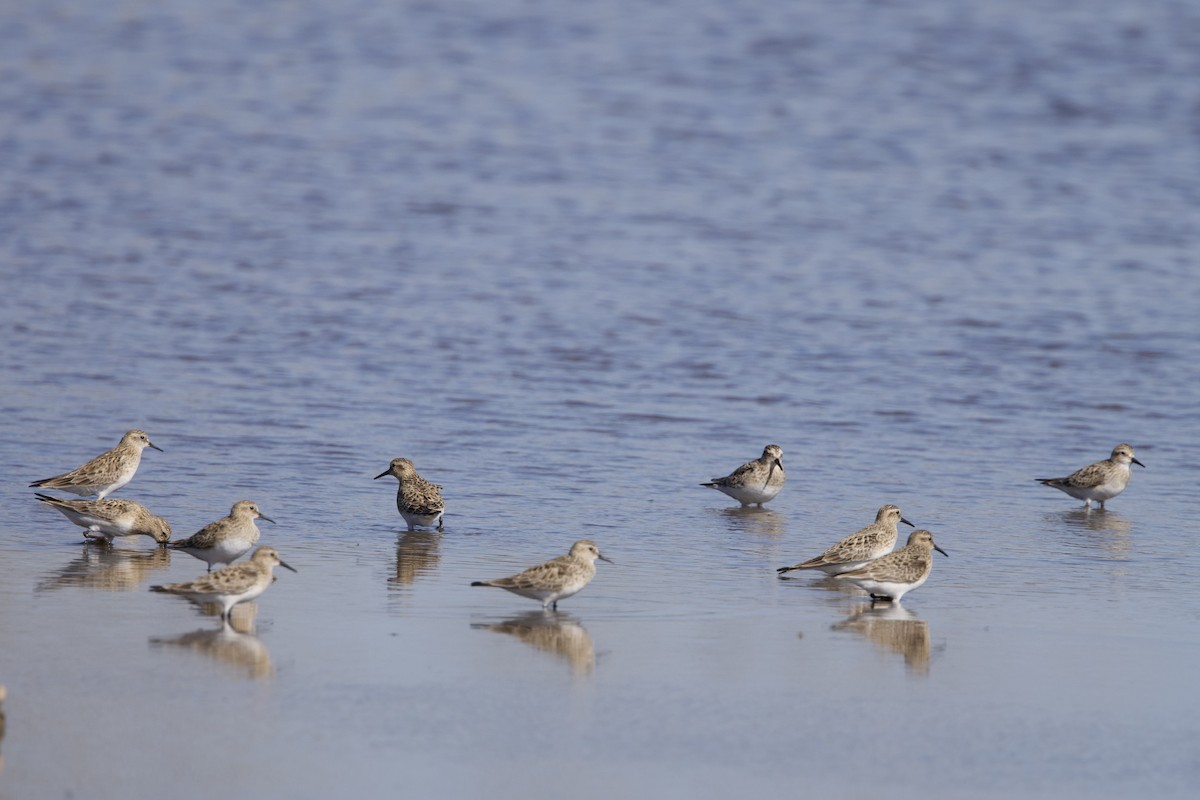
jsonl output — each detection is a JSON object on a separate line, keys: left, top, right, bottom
{"left": 471, "top": 540, "right": 611, "bottom": 610}
{"left": 169, "top": 500, "right": 274, "bottom": 571}
{"left": 30, "top": 429, "right": 162, "bottom": 499}
{"left": 1037, "top": 443, "right": 1145, "bottom": 509}
{"left": 374, "top": 457, "right": 445, "bottom": 530}
{"left": 833, "top": 529, "right": 948, "bottom": 603}
{"left": 700, "top": 444, "right": 786, "bottom": 507}
{"left": 151, "top": 546, "right": 296, "bottom": 622}
{"left": 777, "top": 504, "right": 914, "bottom": 576}
{"left": 34, "top": 493, "right": 171, "bottom": 544}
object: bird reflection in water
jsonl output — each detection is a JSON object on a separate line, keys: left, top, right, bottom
{"left": 389, "top": 531, "right": 441, "bottom": 591}
{"left": 716, "top": 506, "right": 786, "bottom": 539}
{"left": 1054, "top": 508, "right": 1133, "bottom": 560}
{"left": 0, "top": 684, "right": 7, "bottom": 775}
{"left": 832, "top": 603, "right": 931, "bottom": 676}
{"left": 472, "top": 611, "right": 596, "bottom": 676}
{"left": 35, "top": 542, "right": 172, "bottom": 593}
{"left": 149, "top": 607, "right": 272, "bottom": 679}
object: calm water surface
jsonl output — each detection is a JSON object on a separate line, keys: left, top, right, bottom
{"left": 2, "top": 1, "right": 1199, "bottom": 798}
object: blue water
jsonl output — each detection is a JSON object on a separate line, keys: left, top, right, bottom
{"left": 2, "top": 1, "right": 1199, "bottom": 797}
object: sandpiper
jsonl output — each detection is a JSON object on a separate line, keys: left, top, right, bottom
{"left": 150, "top": 546, "right": 296, "bottom": 622}
{"left": 374, "top": 458, "right": 445, "bottom": 530}
{"left": 34, "top": 493, "right": 171, "bottom": 544}
{"left": 1037, "top": 443, "right": 1145, "bottom": 509}
{"left": 777, "top": 504, "right": 913, "bottom": 576}
{"left": 30, "top": 429, "right": 162, "bottom": 499}
{"left": 700, "top": 444, "right": 786, "bottom": 507}
{"left": 169, "top": 500, "right": 274, "bottom": 571}
{"left": 471, "top": 540, "right": 612, "bottom": 610}
{"left": 833, "top": 529, "right": 948, "bottom": 603}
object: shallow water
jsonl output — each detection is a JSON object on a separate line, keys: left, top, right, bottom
{"left": 2, "top": 0, "right": 1199, "bottom": 797}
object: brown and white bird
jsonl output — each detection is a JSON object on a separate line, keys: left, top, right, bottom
{"left": 777, "top": 504, "right": 914, "bottom": 576}
{"left": 1037, "top": 443, "right": 1145, "bottom": 509}
{"left": 374, "top": 457, "right": 445, "bottom": 530}
{"left": 30, "top": 429, "right": 162, "bottom": 499}
{"left": 169, "top": 500, "right": 275, "bottom": 571}
{"left": 700, "top": 444, "right": 786, "bottom": 507}
{"left": 471, "top": 540, "right": 612, "bottom": 610}
{"left": 34, "top": 493, "right": 171, "bottom": 544}
{"left": 833, "top": 529, "right": 948, "bottom": 603}
{"left": 151, "top": 546, "right": 296, "bottom": 622}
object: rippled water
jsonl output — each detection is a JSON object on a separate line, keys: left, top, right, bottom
{"left": 2, "top": 1, "right": 1199, "bottom": 797}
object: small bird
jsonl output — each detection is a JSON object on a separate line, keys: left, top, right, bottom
{"left": 700, "top": 444, "right": 786, "bottom": 507}
{"left": 1037, "top": 443, "right": 1145, "bottom": 509}
{"left": 169, "top": 500, "right": 274, "bottom": 571}
{"left": 374, "top": 458, "right": 445, "bottom": 530}
{"left": 150, "top": 546, "right": 296, "bottom": 622}
{"left": 30, "top": 429, "right": 163, "bottom": 499}
{"left": 833, "top": 529, "right": 948, "bottom": 603}
{"left": 34, "top": 493, "right": 171, "bottom": 544}
{"left": 471, "top": 540, "right": 612, "bottom": 610}
{"left": 777, "top": 504, "right": 914, "bottom": 576}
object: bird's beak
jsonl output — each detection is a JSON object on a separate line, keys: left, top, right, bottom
{"left": 259, "top": 514, "right": 276, "bottom": 524}
{"left": 374, "top": 469, "right": 390, "bottom": 480}
{"left": 1132, "top": 458, "right": 1146, "bottom": 468}
{"left": 147, "top": 441, "right": 164, "bottom": 452}
{"left": 279, "top": 559, "right": 298, "bottom": 573}
{"left": 900, "top": 516, "right": 915, "bottom": 527}
{"left": 598, "top": 554, "right": 614, "bottom": 564}
{"left": 934, "top": 544, "right": 949, "bottom": 557}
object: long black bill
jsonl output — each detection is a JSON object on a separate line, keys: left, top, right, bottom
{"left": 1132, "top": 458, "right": 1146, "bottom": 468}
{"left": 934, "top": 544, "right": 949, "bottom": 557}
{"left": 373, "top": 469, "right": 390, "bottom": 480}
{"left": 279, "top": 559, "right": 298, "bottom": 573}
{"left": 900, "top": 517, "right": 915, "bottom": 527}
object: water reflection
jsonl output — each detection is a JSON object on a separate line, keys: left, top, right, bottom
{"left": 389, "top": 531, "right": 441, "bottom": 590}
{"left": 1050, "top": 509, "right": 1132, "bottom": 560}
{"left": 782, "top": 572, "right": 863, "bottom": 599}
{"left": 35, "top": 543, "right": 172, "bottom": 593}
{"left": 831, "top": 603, "right": 931, "bottom": 676}
{"left": 0, "top": 684, "right": 7, "bottom": 775}
{"left": 715, "top": 506, "right": 786, "bottom": 538}
{"left": 149, "top": 612, "right": 272, "bottom": 679}
{"left": 472, "top": 611, "right": 595, "bottom": 676}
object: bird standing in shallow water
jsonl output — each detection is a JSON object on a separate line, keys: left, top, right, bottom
{"left": 471, "top": 540, "right": 612, "bottom": 610}
{"left": 700, "top": 444, "right": 786, "bottom": 507}
{"left": 777, "top": 504, "right": 914, "bottom": 576}
{"left": 30, "top": 429, "right": 163, "bottom": 499}
{"left": 375, "top": 457, "right": 445, "bottom": 530}
{"left": 34, "top": 493, "right": 171, "bottom": 544}
{"left": 833, "top": 529, "right": 948, "bottom": 603}
{"left": 1037, "top": 444, "right": 1145, "bottom": 509}
{"left": 151, "top": 546, "right": 296, "bottom": 622}
{"left": 170, "top": 500, "right": 274, "bottom": 571}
